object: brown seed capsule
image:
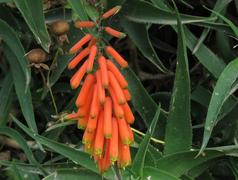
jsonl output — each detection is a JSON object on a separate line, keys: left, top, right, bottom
{"left": 26, "top": 48, "right": 47, "bottom": 63}
{"left": 50, "top": 20, "right": 69, "bottom": 35}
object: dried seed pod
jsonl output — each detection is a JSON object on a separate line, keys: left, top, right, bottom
{"left": 50, "top": 20, "right": 69, "bottom": 35}
{"left": 26, "top": 48, "right": 47, "bottom": 63}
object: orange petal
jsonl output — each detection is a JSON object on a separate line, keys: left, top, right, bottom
{"left": 87, "top": 45, "right": 97, "bottom": 73}
{"left": 110, "top": 117, "right": 119, "bottom": 163}
{"left": 98, "top": 56, "right": 109, "bottom": 88}
{"left": 96, "top": 70, "right": 106, "bottom": 105}
{"left": 68, "top": 48, "right": 90, "bottom": 70}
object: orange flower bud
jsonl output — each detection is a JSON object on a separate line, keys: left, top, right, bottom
{"left": 110, "top": 117, "right": 119, "bottom": 162}
{"left": 117, "top": 117, "right": 130, "bottom": 145}
{"left": 98, "top": 56, "right": 109, "bottom": 88}
{"left": 87, "top": 45, "right": 97, "bottom": 73}
{"left": 105, "top": 27, "right": 126, "bottom": 38}
{"left": 122, "top": 102, "right": 135, "bottom": 124}
{"left": 107, "top": 60, "right": 128, "bottom": 88}
{"left": 75, "top": 74, "right": 95, "bottom": 107}
{"left": 74, "top": 21, "right": 96, "bottom": 28}
{"left": 94, "top": 111, "right": 104, "bottom": 157}
{"left": 70, "top": 34, "right": 92, "bottom": 54}
{"left": 108, "top": 71, "right": 126, "bottom": 105}
{"left": 104, "top": 97, "right": 112, "bottom": 138}
{"left": 70, "top": 60, "right": 88, "bottom": 89}
{"left": 102, "top": 6, "right": 121, "bottom": 19}
{"left": 105, "top": 46, "right": 128, "bottom": 68}
{"left": 68, "top": 48, "right": 90, "bottom": 70}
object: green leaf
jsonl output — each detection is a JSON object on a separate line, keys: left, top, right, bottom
{"left": 150, "top": 0, "right": 226, "bottom": 78}
{"left": 120, "top": 18, "right": 168, "bottom": 72}
{"left": 0, "top": 73, "right": 13, "bottom": 126}
{"left": 0, "top": 20, "right": 31, "bottom": 84}
{"left": 84, "top": 3, "right": 99, "bottom": 22}
{"left": 11, "top": 115, "right": 113, "bottom": 178}
{"left": 43, "top": 169, "right": 102, "bottom": 180}
{"left": 199, "top": 58, "right": 238, "bottom": 154}
{"left": 4, "top": 46, "right": 37, "bottom": 133}
{"left": 164, "top": 6, "right": 192, "bottom": 155}
{"left": 205, "top": 7, "right": 238, "bottom": 38}
{"left": 142, "top": 167, "right": 179, "bottom": 180}
{"left": 49, "top": 54, "right": 72, "bottom": 86}
{"left": 122, "top": 68, "right": 157, "bottom": 126}
{"left": 131, "top": 105, "right": 161, "bottom": 177}
{"left": 0, "top": 127, "right": 37, "bottom": 165}
{"left": 122, "top": 0, "right": 214, "bottom": 25}
{"left": 157, "top": 150, "right": 224, "bottom": 177}
{"left": 68, "top": 0, "right": 88, "bottom": 21}
{"left": 192, "top": 0, "right": 232, "bottom": 54}
{"left": 13, "top": 0, "right": 51, "bottom": 51}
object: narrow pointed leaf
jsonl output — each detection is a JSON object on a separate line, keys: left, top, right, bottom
{"left": 120, "top": 18, "right": 168, "bottom": 72}
{"left": 131, "top": 105, "right": 161, "bottom": 177}
{"left": 13, "top": 0, "right": 51, "bottom": 51}
{"left": 4, "top": 46, "right": 37, "bottom": 133}
{"left": 0, "top": 73, "right": 13, "bottom": 126}
{"left": 200, "top": 58, "right": 238, "bottom": 154}
{"left": 164, "top": 7, "right": 192, "bottom": 155}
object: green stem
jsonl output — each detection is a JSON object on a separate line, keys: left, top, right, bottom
{"left": 131, "top": 127, "right": 165, "bottom": 144}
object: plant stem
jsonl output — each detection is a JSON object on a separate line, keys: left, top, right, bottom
{"left": 131, "top": 127, "right": 165, "bottom": 144}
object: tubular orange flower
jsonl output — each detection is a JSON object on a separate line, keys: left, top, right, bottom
{"left": 78, "top": 116, "right": 88, "bottom": 129}
{"left": 77, "top": 87, "right": 94, "bottom": 117}
{"left": 108, "top": 87, "right": 124, "bottom": 119}
{"left": 102, "top": 6, "right": 121, "bottom": 19}
{"left": 86, "top": 115, "right": 98, "bottom": 132}
{"left": 70, "top": 60, "right": 88, "bottom": 89}
{"left": 105, "top": 27, "right": 126, "bottom": 39}
{"left": 94, "top": 111, "right": 104, "bottom": 157}
{"left": 88, "top": 37, "right": 97, "bottom": 48}
{"left": 87, "top": 45, "right": 97, "bottom": 73}
{"left": 104, "top": 97, "right": 112, "bottom": 138}
{"left": 96, "top": 70, "right": 106, "bottom": 105}
{"left": 105, "top": 46, "right": 128, "bottom": 68}
{"left": 69, "top": 34, "right": 92, "bottom": 54}
{"left": 107, "top": 60, "right": 128, "bottom": 88}
{"left": 66, "top": 112, "right": 80, "bottom": 120}
{"left": 98, "top": 56, "right": 109, "bottom": 88}
{"left": 68, "top": 48, "right": 90, "bottom": 70}
{"left": 119, "top": 143, "right": 131, "bottom": 168}
{"left": 110, "top": 117, "right": 118, "bottom": 163}
{"left": 127, "top": 124, "right": 134, "bottom": 144}
{"left": 117, "top": 117, "right": 130, "bottom": 145}
{"left": 85, "top": 141, "right": 94, "bottom": 154}
{"left": 83, "top": 129, "right": 95, "bottom": 144}
{"left": 89, "top": 85, "right": 100, "bottom": 118}
{"left": 122, "top": 102, "right": 135, "bottom": 124}
{"left": 101, "top": 139, "right": 111, "bottom": 173}
{"left": 74, "top": 21, "right": 96, "bottom": 28}
{"left": 75, "top": 74, "right": 95, "bottom": 107}
{"left": 123, "top": 89, "right": 131, "bottom": 101}
{"left": 108, "top": 71, "right": 126, "bottom": 105}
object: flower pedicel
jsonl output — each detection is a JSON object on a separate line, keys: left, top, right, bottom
{"left": 66, "top": 6, "right": 134, "bottom": 173}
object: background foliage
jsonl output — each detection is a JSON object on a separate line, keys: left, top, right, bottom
{"left": 0, "top": 0, "right": 238, "bottom": 179}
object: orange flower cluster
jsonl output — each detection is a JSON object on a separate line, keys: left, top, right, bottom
{"left": 66, "top": 6, "right": 135, "bottom": 173}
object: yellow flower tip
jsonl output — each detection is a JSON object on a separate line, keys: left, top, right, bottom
{"left": 119, "top": 33, "right": 127, "bottom": 39}
{"left": 122, "top": 139, "right": 131, "bottom": 145}
{"left": 110, "top": 156, "right": 117, "bottom": 163}
{"left": 94, "top": 149, "right": 103, "bottom": 157}
{"left": 89, "top": 114, "right": 97, "bottom": 119}
{"left": 120, "top": 160, "right": 131, "bottom": 168}
{"left": 118, "top": 100, "right": 126, "bottom": 105}
{"left": 77, "top": 124, "right": 86, "bottom": 130}
{"left": 104, "top": 134, "right": 112, "bottom": 139}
